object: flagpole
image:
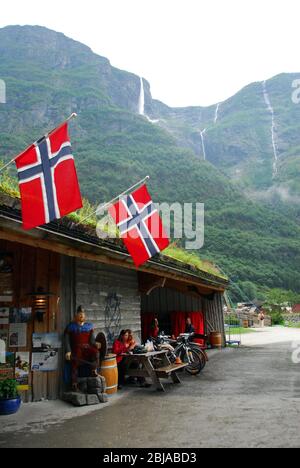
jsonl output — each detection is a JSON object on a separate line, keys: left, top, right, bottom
{"left": 75, "top": 175, "right": 150, "bottom": 226}
{"left": 0, "top": 113, "right": 78, "bottom": 174}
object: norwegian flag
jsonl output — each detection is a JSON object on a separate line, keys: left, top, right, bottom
{"left": 15, "top": 123, "right": 83, "bottom": 230}
{"left": 109, "top": 184, "right": 170, "bottom": 267}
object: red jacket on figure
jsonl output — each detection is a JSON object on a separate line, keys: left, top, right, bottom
{"left": 65, "top": 320, "right": 99, "bottom": 387}
{"left": 112, "top": 339, "right": 128, "bottom": 363}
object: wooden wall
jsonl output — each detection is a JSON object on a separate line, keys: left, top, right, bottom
{"left": 0, "top": 239, "right": 60, "bottom": 402}
{"left": 60, "top": 256, "right": 76, "bottom": 333}
{"left": 141, "top": 287, "right": 203, "bottom": 333}
{"left": 203, "top": 293, "right": 226, "bottom": 345}
{"left": 141, "top": 287, "right": 226, "bottom": 344}
{"left": 74, "top": 258, "right": 141, "bottom": 343}
{"left": 0, "top": 236, "right": 226, "bottom": 406}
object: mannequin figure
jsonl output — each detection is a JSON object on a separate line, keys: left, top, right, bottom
{"left": 65, "top": 306, "right": 101, "bottom": 391}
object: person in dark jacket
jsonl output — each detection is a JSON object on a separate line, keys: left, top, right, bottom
{"left": 185, "top": 317, "right": 195, "bottom": 334}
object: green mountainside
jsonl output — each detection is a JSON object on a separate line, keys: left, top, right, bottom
{"left": 1, "top": 25, "right": 300, "bottom": 301}
{"left": 150, "top": 74, "right": 300, "bottom": 197}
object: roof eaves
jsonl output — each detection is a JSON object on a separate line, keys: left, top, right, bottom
{"left": 0, "top": 193, "right": 229, "bottom": 288}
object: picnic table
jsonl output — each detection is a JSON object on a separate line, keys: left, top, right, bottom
{"left": 121, "top": 349, "right": 187, "bottom": 392}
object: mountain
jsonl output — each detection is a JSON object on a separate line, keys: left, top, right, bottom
{"left": 148, "top": 73, "right": 300, "bottom": 201}
{"left": 1, "top": 25, "right": 300, "bottom": 301}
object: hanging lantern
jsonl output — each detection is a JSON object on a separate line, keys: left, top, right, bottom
{"left": 28, "top": 287, "right": 53, "bottom": 322}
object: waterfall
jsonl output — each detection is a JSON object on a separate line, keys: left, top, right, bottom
{"left": 200, "top": 129, "right": 207, "bottom": 161}
{"left": 138, "top": 77, "right": 145, "bottom": 116}
{"left": 198, "top": 103, "right": 219, "bottom": 161}
{"left": 262, "top": 80, "right": 279, "bottom": 177}
{"left": 214, "top": 103, "right": 220, "bottom": 124}
{"left": 138, "top": 77, "right": 160, "bottom": 124}
{"left": 139, "top": 78, "right": 160, "bottom": 124}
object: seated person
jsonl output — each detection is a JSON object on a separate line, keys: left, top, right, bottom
{"left": 125, "top": 329, "right": 137, "bottom": 351}
{"left": 112, "top": 330, "right": 129, "bottom": 389}
{"left": 150, "top": 318, "right": 160, "bottom": 340}
{"left": 185, "top": 317, "right": 195, "bottom": 335}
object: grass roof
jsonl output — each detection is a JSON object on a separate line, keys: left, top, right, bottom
{"left": 0, "top": 163, "right": 227, "bottom": 281}
{"left": 0, "top": 163, "right": 19, "bottom": 198}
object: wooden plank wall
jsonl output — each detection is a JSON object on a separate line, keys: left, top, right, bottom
{"left": 75, "top": 258, "right": 141, "bottom": 341}
{"left": 142, "top": 288, "right": 226, "bottom": 345}
{"left": 60, "top": 256, "right": 76, "bottom": 332}
{"left": 0, "top": 240, "right": 60, "bottom": 401}
{"left": 142, "top": 287, "right": 203, "bottom": 313}
{"left": 58, "top": 256, "right": 76, "bottom": 397}
{"left": 141, "top": 287, "right": 203, "bottom": 334}
{"left": 203, "top": 293, "right": 226, "bottom": 345}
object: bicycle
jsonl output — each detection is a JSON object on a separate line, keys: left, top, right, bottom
{"left": 184, "top": 333, "right": 209, "bottom": 371}
{"left": 154, "top": 333, "right": 203, "bottom": 375}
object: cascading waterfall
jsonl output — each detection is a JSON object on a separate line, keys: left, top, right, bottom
{"left": 138, "top": 77, "right": 159, "bottom": 124}
{"left": 200, "top": 129, "right": 207, "bottom": 161}
{"left": 262, "top": 80, "right": 279, "bottom": 177}
{"left": 214, "top": 103, "right": 220, "bottom": 124}
{"left": 198, "top": 102, "right": 220, "bottom": 161}
{"left": 138, "top": 77, "right": 145, "bottom": 115}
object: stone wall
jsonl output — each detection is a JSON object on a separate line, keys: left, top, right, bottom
{"left": 283, "top": 313, "right": 300, "bottom": 324}
{"left": 234, "top": 309, "right": 272, "bottom": 327}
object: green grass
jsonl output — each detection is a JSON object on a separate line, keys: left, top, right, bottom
{"left": 284, "top": 322, "right": 300, "bottom": 329}
{"left": 68, "top": 198, "right": 101, "bottom": 229}
{"left": 0, "top": 168, "right": 225, "bottom": 279}
{"left": 225, "top": 327, "right": 258, "bottom": 335}
{"left": 163, "top": 245, "right": 227, "bottom": 279}
{"left": 0, "top": 162, "right": 19, "bottom": 198}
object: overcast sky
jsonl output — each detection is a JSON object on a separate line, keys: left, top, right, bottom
{"left": 1, "top": 0, "right": 299, "bottom": 107}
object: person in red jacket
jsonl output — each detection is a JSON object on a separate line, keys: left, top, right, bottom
{"left": 112, "top": 330, "right": 130, "bottom": 389}
{"left": 150, "top": 318, "right": 160, "bottom": 339}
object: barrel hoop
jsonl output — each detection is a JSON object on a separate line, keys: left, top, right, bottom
{"left": 100, "top": 364, "right": 117, "bottom": 370}
{"left": 106, "top": 384, "right": 118, "bottom": 390}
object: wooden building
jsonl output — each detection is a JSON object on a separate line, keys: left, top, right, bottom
{"left": 0, "top": 192, "right": 229, "bottom": 402}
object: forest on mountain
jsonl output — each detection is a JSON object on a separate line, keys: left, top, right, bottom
{"left": 1, "top": 25, "right": 300, "bottom": 303}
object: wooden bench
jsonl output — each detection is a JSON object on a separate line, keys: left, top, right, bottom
{"left": 155, "top": 363, "right": 188, "bottom": 383}
{"left": 122, "top": 351, "right": 188, "bottom": 391}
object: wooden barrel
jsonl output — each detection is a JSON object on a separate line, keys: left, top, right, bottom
{"left": 242, "top": 320, "right": 249, "bottom": 329}
{"left": 100, "top": 354, "right": 118, "bottom": 394}
{"left": 210, "top": 332, "right": 222, "bottom": 349}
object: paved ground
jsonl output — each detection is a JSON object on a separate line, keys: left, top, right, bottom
{"left": 1, "top": 326, "right": 300, "bottom": 448}
{"left": 231, "top": 325, "right": 300, "bottom": 347}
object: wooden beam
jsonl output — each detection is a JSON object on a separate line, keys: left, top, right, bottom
{"left": 0, "top": 225, "right": 226, "bottom": 293}
{"left": 143, "top": 276, "right": 167, "bottom": 296}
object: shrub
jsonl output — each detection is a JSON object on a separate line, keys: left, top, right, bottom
{"left": 270, "top": 310, "right": 285, "bottom": 326}
{"left": 225, "top": 315, "right": 240, "bottom": 326}
{"left": 0, "top": 379, "right": 19, "bottom": 400}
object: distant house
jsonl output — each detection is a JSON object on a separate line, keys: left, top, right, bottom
{"left": 292, "top": 304, "right": 300, "bottom": 314}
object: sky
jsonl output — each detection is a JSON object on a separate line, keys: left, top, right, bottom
{"left": 1, "top": 0, "right": 300, "bottom": 107}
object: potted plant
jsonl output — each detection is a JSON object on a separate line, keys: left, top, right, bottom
{"left": 0, "top": 379, "right": 21, "bottom": 415}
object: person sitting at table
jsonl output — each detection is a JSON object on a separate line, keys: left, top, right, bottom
{"left": 112, "top": 330, "right": 129, "bottom": 389}
{"left": 125, "top": 329, "right": 137, "bottom": 351}
{"left": 185, "top": 317, "right": 195, "bottom": 335}
{"left": 124, "top": 329, "right": 144, "bottom": 386}
{"left": 150, "top": 318, "right": 160, "bottom": 340}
